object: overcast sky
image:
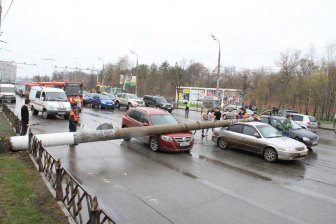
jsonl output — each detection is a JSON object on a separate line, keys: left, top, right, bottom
{"left": 0, "top": 0, "right": 335, "bottom": 77}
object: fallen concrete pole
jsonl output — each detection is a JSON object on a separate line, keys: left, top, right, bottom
{"left": 10, "top": 118, "right": 251, "bottom": 151}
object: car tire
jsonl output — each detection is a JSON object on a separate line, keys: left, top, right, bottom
{"left": 98, "top": 104, "right": 102, "bottom": 109}
{"left": 42, "top": 110, "right": 49, "bottom": 119}
{"left": 31, "top": 106, "right": 39, "bottom": 115}
{"left": 127, "top": 103, "right": 132, "bottom": 109}
{"left": 263, "top": 147, "right": 278, "bottom": 162}
{"left": 222, "top": 114, "right": 227, "bottom": 120}
{"left": 218, "top": 137, "right": 229, "bottom": 149}
{"left": 149, "top": 137, "right": 160, "bottom": 152}
{"left": 116, "top": 101, "right": 120, "bottom": 108}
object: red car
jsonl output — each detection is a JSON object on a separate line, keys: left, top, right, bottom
{"left": 122, "top": 107, "right": 194, "bottom": 152}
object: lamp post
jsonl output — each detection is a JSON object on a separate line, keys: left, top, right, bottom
{"left": 98, "top": 57, "right": 105, "bottom": 85}
{"left": 130, "top": 50, "right": 138, "bottom": 95}
{"left": 211, "top": 34, "right": 221, "bottom": 98}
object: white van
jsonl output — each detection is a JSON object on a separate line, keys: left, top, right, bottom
{"left": 29, "top": 86, "right": 71, "bottom": 119}
{"left": 0, "top": 83, "right": 16, "bottom": 103}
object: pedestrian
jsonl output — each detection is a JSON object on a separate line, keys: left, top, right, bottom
{"left": 282, "top": 114, "right": 292, "bottom": 137}
{"left": 185, "top": 100, "right": 191, "bottom": 118}
{"left": 206, "top": 110, "right": 216, "bottom": 134}
{"left": 76, "top": 95, "right": 82, "bottom": 114}
{"left": 214, "top": 107, "right": 222, "bottom": 121}
{"left": 252, "top": 112, "right": 261, "bottom": 121}
{"left": 201, "top": 108, "right": 208, "bottom": 138}
{"left": 252, "top": 104, "right": 257, "bottom": 113}
{"left": 69, "top": 106, "right": 79, "bottom": 133}
{"left": 237, "top": 108, "right": 248, "bottom": 119}
{"left": 20, "top": 98, "right": 30, "bottom": 136}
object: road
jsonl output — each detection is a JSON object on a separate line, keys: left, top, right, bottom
{"left": 9, "top": 97, "right": 336, "bottom": 224}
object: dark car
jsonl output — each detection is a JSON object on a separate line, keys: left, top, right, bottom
{"left": 91, "top": 94, "right": 115, "bottom": 109}
{"left": 83, "top": 93, "right": 94, "bottom": 105}
{"left": 106, "top": 93, "right": 116, "bottom": 101}
{"left": 260, "top": 115, "right": 319, "bottom": 147}
{"left": 143, "top": 95, "right": 174, "bottom": 113}
{"left": 122, "top": 107, "right": 194, "bottom": 152}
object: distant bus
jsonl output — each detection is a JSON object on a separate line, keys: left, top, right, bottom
{"left": 25, "top": 81, "right": 84, "bottom": 105}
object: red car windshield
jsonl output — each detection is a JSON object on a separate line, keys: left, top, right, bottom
{"left": 150, "top": 114, "right": 178, "bottom": 125}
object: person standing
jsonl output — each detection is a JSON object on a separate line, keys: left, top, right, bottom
{"left": 76, "top": 95, "right": 82, "bottom": 114}
{"left": 201, "top": 108, "right": 208, "bottom": 138}
{"left": 20, "top": 98, "right": 30, "bottom": 136}
{"left": 282, "top": 114, "right": 293, "bottom": 137}
{"left": 214, "top": 107, "right": 222, "bottom": 121}
{"left": 185, "top": 100, "right": 191, "bottom": 118}
{"left": 69, "top": 106, "right": 79, "bottom": 132}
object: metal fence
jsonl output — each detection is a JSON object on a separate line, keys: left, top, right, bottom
{"left": 2, "top": 103, "right": 116, "bottom": 224}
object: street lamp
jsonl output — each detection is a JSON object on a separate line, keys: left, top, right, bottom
{"left": 211, "top": 34, "right": 221, "bottom": 98}
{"left": 98, "top": 57, "right": 105, "bottom": 84}
{"left": 130, "top": 50, "right": 138, "bottom": 95}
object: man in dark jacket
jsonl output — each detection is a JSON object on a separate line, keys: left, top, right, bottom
{"left": 214, "top": 107, "right": 222, "bottom": 121}
{"left": 20, "top": 98, "right": 30, "bottom": 135}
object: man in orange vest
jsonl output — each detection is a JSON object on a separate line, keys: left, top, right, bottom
{"left": 69, "top": 106, "right": 79, "bottom": 132}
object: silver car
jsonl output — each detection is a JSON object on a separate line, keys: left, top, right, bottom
{"left": 212, "top": 122, "right": 309, "bottom": 162}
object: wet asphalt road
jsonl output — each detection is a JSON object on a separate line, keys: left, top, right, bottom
{"left": 9, "top": 98, "right": 336, "bottom": 224}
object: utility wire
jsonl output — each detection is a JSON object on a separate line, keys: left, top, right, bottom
{"left": 2, "top": 0, "right": 14, "bottom": 22}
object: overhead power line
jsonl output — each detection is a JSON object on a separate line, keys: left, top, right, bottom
{"left": 2, "top": 0, "right": 14, "bottom": 22}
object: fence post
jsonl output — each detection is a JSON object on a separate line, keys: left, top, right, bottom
{"left": 89, "top": 196, "right": 100, "bottom": 224}
{"left": 28, "top": 129, "right": 33, "bottom": 154}
{"left": 55, "top": 159, "right": 63, "bottom": 201}
{"left": 37, "top": 141, "right": 43, "bottom": 172}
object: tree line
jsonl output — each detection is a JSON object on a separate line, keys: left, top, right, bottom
{"left": 30, "top": 44, "right": 335, "bottom": 120}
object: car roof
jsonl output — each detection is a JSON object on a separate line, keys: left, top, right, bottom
{"left": 260, "top": 115, "right": 286, "bottom": 120}
{"left": 130, "top": 107, "right": 170, "bottom": 115}
{"left": 232, "top": 121, "right": 269, "bottom": 127}
{"left": 144, "top": 95, "right": 164, "bottom": 98}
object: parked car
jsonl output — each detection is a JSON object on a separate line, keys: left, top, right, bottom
{"left": 211, "top": 122, "right": 309, "bottom": 162}
{"left": 202, "top": 96, "right": 221, "bottom": 111}
{"left": 122, "top": 107, "right": 194, "bottom": 152}
{"left": 90, "top": 94, "right": 115, "bottom": 109}
{"left": 260, "top": 115, "right": 319, "bottom": 147}
{"left": 289, "top": 113, "right": 321, "bottom": 129}
{"left": 83, "top": 93, "right": 94, "bottom": 105}
{"left": 277, "top": 109, "right": 297, "bottom": 116}
{"left": 143, "top": 95, "right": 174, "bottom": 113}
{"left": 222, "top": 108, "right": 254, "bottom": 120}
{"left": 115, "top": 93, "right": 144, "bottom": 108}
{"left": 223, "top": 104, "right": 239, "bottom": 112}
{"left": 106, "top": 93, "right": 116, "bottom": 101}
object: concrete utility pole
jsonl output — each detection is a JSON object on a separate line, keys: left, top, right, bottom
{"left": 211, "top": 35, "right": 221, "bottom": 98}
{"left": 0, "top": 0, "right": 2, "bottom": 33}
{"left": 9, "top": 119, "right": 251, "bottom": 151}
{"left": 130, "top": 50, "right": 138, "bottom": 95}
{"left": 98, "top": 57, "right": 105, "bottom": 85}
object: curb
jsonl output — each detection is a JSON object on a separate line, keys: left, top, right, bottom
{"left": 319, "top": 127, "right": 336, "bottom": 131}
